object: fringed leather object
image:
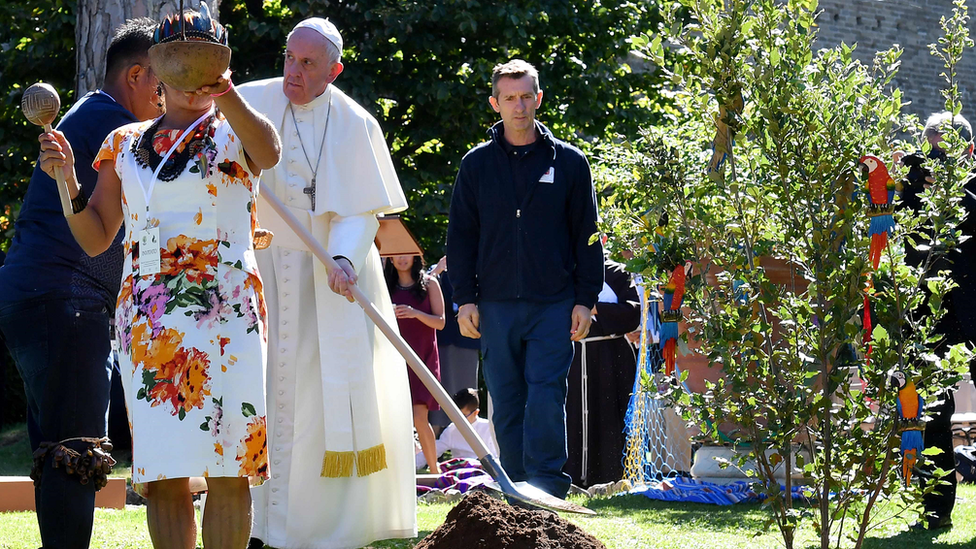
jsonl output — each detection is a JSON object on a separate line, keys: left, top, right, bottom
{"left": 31, "top": 437, "right": 116, "bottom": 490}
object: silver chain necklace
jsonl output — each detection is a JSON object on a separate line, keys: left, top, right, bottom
{"left": 289, "top": 96, "right": 332, "bottom": 210}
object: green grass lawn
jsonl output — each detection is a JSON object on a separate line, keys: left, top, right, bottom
{"left": 3, "top": 419, "right": 976, "bottom": 548}
{"left": 1, "top": 487, "right": 975, "bottom": 548}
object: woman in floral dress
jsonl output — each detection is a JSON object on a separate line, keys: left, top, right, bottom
{"left": 38, "top": 11, "right": 281, "bottom": 549}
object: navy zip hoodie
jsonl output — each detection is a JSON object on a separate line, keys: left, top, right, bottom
{"left": 447, "top": 120, "right": 604, "bottom": 309}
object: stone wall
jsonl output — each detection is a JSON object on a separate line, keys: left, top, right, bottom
{"left": 815, "top": 0, "right": 976, "bottom": 123}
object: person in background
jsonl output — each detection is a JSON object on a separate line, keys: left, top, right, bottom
{"left": 0, "top": 18, "right": 160, "bottom": 549}
{"left": 428, "top": 255, "right": 481, "bottom": 435}
{"left": 415, "top": 388, "right": 497, "bottom": 469}
{"left": 385, "top": 254, "right": 445, "bottom": 473}
{"left": 898, "top": 111, "right": 976, "bottom": 531}
{"left": 565, "top": 257, "right": 641, "bottom": 487}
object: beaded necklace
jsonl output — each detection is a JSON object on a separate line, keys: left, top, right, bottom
{"left": 132, "top": 113, "right": 215, "bottom": 182}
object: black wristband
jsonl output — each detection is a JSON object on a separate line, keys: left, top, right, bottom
{"left": 333, "top": 255, "right": 354, "bottom": 270}
{"left": 70, "top": 193, "right": 88, "bottom": 214}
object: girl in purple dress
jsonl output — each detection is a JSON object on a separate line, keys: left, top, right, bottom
{"left": 385, "top": 255, "right": 445, "bottom": 473}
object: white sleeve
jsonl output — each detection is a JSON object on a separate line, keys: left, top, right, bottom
{"left": 326, "top": 212, "right": 379, "bottom": 272}
{"left": 436, "top": 425, "right": 455, "bottom": 456}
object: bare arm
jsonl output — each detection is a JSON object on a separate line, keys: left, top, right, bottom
{"left": 395, "top": 276, "right": 446, "bottom": 330}
{"left": 201, "top": 73, "right": 281, "bottom": 172}
{"left": 39, "top": 131, "right": 124, "bottom": 257}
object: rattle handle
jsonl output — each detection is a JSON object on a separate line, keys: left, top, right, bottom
{"left": 44, "top": 123, "right": 76, "bottom": 218}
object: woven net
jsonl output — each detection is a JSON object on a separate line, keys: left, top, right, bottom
{"left": 623, "top": 283, "right": 693, "bottom": 485}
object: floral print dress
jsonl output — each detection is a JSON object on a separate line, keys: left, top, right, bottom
{"left": 95, "top": 111, "right": 269, "bottom": 486}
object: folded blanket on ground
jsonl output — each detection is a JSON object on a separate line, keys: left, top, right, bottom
{"left": 630, "top": 476, "right": 809, "bottom": 505}
{"left": 416, "top": 458, "right": 493, "bottom": 496}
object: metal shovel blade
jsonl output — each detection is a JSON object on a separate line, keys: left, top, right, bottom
{"left": 480, "top": 481, "right": 597, "bottom": 515}
{"left": 479, "top": 455, "right": 596, "bottom": 515}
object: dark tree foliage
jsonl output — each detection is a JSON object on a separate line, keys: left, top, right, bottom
{"left": 0, "top": 0, "right": 663, "bottom": 258}
{"left": 223, "top": 0, "right": 664, "bottom": 255}
{"left": 0, "top": 0, "right": 76, "bottom": 252}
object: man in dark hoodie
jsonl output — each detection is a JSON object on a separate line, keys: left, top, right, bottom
{"left": 446, "top": 59, "right": 603, "bottom": 498}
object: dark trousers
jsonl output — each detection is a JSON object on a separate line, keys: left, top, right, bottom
{"left": 0, "top": 297, "right": 113, "bottom": 549}
{"left": 922, "top": 389, "right": 956, "bottom": 520}
{"left": 429, "top": 344, "right": 480, "bottom": 429}
{"left": 480, "top": 298, "right": 575, "bottom": 498}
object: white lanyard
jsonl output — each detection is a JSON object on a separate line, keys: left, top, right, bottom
{"left": 134, "top": 109, "right": 213, "bottom": 221}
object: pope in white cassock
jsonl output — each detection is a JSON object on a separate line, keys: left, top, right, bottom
{"left": 238, "top": 17, "right": 417, "bottom": 549}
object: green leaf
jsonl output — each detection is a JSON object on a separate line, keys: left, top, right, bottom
{"left": 242, "top": 402, "right": 257, "bottom": 417}
{"left": 871, "top": 325, "right": 889, "bottom": 344}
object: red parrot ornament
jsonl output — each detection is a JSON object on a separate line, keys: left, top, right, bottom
{"left": 859, "top": 155, "right": 898, "bottom": 269}
{"left": 859, "top": 155, "right": 900, "bottom": 366}
{"left": 890, "top": 370, "right": 925, "bottom": 485}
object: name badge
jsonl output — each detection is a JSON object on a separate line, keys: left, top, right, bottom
{"left": 138, "top": 228, "right": 161, "bottom": 277}
{"left": 539, "top": 167, "right": 555, "bottom": 184}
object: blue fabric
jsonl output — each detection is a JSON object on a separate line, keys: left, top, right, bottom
{"left": 631, "top": 477, "right": 811, "bottom": 506}
{"left": 479, "top": 298, "right": 575, "bottom": 498}
{"left": 0, "top": 91, "right": 133, "bottom": 310}
{"left": 435, "top": 272, "right": 479, "bottom": 349}
{"left": 0, "top": 296, "right": 113, "bottom": 549}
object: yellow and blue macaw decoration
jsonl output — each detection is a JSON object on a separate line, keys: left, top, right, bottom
{"left": 890, "top": 370, "right": 925, "bottom": 485}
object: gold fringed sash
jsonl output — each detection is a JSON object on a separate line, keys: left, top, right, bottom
{"left": 356, "top": 443, "right": 387, "bottom": 477}
{"left": 321, "top": 450, "right": 355, "bottom": 478}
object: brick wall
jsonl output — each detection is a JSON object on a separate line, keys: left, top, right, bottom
{"left": 815, "top": 0, "right": 976, "bottom": 123}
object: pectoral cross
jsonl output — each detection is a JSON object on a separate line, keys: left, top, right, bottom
{"left": 303, "top": 178, "right": 316, "bottom": 210}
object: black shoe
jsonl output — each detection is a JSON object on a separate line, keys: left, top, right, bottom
{"left": 247, "top": 538, "right": 266, "bottom": 549}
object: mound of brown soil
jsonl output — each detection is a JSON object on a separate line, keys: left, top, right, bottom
{"left": 415, "top": 490, "right": 606, "bottom": 549}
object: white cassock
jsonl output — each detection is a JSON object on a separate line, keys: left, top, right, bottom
{"left": 238, "top": 78, "right": 417, "bottom": 548}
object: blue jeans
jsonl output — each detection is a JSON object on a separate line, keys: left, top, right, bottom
{"left": 0, "top": 297, "right": 113, "bottom": 549}
{"left": 480, "top": 298, "right": 575, "bottom": 498}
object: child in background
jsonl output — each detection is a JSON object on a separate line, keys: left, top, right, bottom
{"left": 416, "top": 388, "right": 498, "bottom": 470}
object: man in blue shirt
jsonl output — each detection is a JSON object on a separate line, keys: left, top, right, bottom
{"left": 0, "top": 18, "right": 160, "bottom": 549}
{"left": 447, "top": 59, "right": 603, "bottom": 498}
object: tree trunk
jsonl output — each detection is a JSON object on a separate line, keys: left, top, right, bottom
{"left": 75, "top": 0, "right": 220, "bottom": 96}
